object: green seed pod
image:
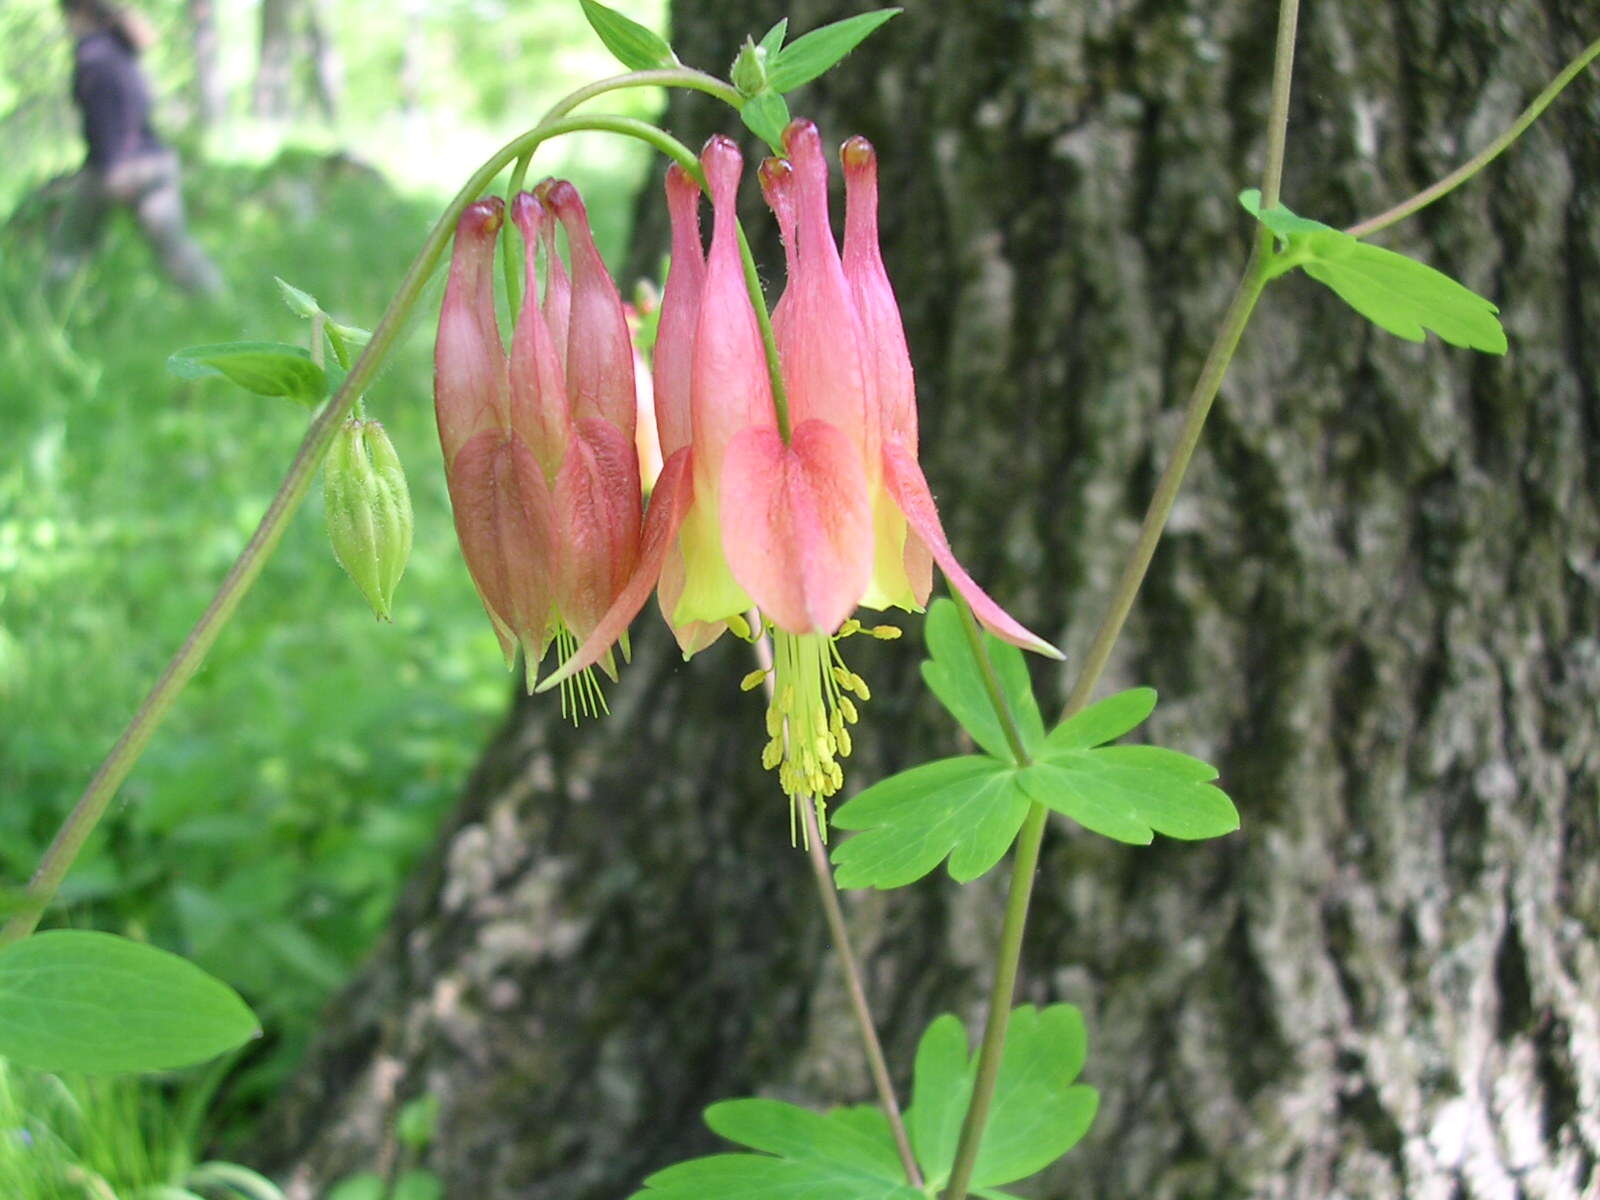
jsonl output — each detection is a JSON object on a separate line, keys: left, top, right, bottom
{"left": 324, "top": 418, "right": 413, "bottom": 621}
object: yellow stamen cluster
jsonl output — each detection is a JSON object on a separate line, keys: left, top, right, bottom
{"left": 756, "top": 629, "right": 871, "bottom": 846}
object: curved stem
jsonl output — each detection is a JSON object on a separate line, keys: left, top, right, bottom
{"left": 750, "top": 629, "right": 920, "bottom": 1187}
{"left": 0, "top": 88, "right": 726, "bottom": 947}
{"left": 502, "top": 151, "right": 533, "bottom": 321}
{"left": 540, "top": 66, "right": 743, "bottom": 121}
{"left": 1344, "top": 34, "right": 1600, "bottom": 240}
{"left": 940, "top": 0, "right": 1300, "bottom": 1190}
{"left": 737, "top": 224, "right": 793, "bottom": 441}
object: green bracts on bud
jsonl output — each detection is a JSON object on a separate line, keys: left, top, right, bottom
{"left": 731, "top": 37, "right": 769, "bottom": 96}
{"left": 324, "top": 419, "right": 413, "bottom": 621}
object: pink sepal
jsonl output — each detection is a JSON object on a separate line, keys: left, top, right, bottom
{"left": 446, "top": 429, "right": 560, "bottom": 668}
{"left": 881, "top": 437, "right": 1063, "bottom": 658}
{"left": 536, "top": 447, "right": 696, "bottom": 691}
{"left": 720, "top": 419, "right": 873, "bottom": 636}
{"left": 554, "top": 417, "right": 643, "bottom": 651}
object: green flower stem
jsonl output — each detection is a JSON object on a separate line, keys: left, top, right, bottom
{"left": 0, "top": 69, "right": 738, "bottom": 947}
{"left": 750, "top": 627, "right": 921, "bottom": 1188}
{"left": 951, "top": 593, "right": 1030, "bottom": 767}
{"left": 737, "top": 224, "right": 793, "bottom": 442}
{"left": 1345, "top": 35, "right": 1600, "bottom": 240}
{"left": 502, "top": 151, "right": 534, "bottom": 321}
{"left": 939, "top": 0, "right": 1302, "bottom": 1192}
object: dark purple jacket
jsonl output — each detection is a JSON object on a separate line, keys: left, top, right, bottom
{"left": 72, "top": 30, "right": 162, "bottom": 170}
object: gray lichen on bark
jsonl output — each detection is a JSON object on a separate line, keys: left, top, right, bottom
{"left": 255, "top": 2, "right": 1600, "bottom": 1197}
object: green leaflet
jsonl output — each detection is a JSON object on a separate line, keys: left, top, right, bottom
{"left": 631, "top": 1007, "right": 1094, "bottom": 1197}
{"left": 830, "top": 756, "right": 1030, "bottom": 889}
{"left": 906, "top": 1005, "right": 1098, "bottom": 1190}
{"left": 166, "top": 341, "right": 327, "bottom": 407}
{"left": 631, "top": 1101, "right": 920, "bottom": 1199}
{"left": 757, "top": 18, "right": 789, "bottom": 58}
{"left": 1239, "top": 188, "right": 1507, "bottom": 354}
{"left": 577, "top": 0, "right": 678, "bottom": 71}
{"left": 739, "top": 90, "right": 792, "bottom": 155}
{"left": 0, "top": 930, "right": 259, "bottom": 1073}
{"left": 766, "top": 9, "right": 902, "bottom": 93}
{"left": 920, "top": 599, "right": 1044, "bottom": 763}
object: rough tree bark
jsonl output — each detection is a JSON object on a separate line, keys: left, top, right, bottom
{"left": 256, "top": 2, "right": 1600, "bottom": 1197}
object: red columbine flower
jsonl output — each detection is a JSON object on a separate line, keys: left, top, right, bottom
{"left": 540, "top": 125, "right": 1059, "bottom": 823}
{"left": 434, "top": 184, "right": 642, "bottom": 713}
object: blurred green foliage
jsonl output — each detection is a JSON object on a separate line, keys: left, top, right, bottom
{"left": 0, "top": 0, "right": 668, "bottom": 1134}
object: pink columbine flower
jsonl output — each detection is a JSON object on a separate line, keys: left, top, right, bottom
{"left": 539, "top": 125, "right": 1060, "bottom": 820}
{"left": 434, "top": 183, "right": 643, "bottom": 714}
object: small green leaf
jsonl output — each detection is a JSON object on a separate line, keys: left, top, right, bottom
{"left": 634, "top": 1153, "right": 919, "bottom": 1199}
{"left": 1301, "top": 235, "right": 1507, "bottom": 353}
{"left": 830, "top": 757, "right": 1028, "bottom": 888}
{"left": 905, "top": 1005, "right": 1098, "bottom": 1189}
{"left": 739, "top": 90, "right": 791, "bottom": 155}
{"left": 767, "top": 8, "right": 901, "bottom": 92}
{"left": 1239, "top": 189, "right": 1507, "bottom": 354}
{"left": 921, "top": 599, "right": 1045, "bottom": 763}
{"left": 1044, "top": 687, "right": 1156, "bottom": 753}
{"left": 908, "top": 1014, "right": 969, "bottom": 1181}
{"left": 758, "top": 17, "right": 789, "bottom": 57}
{"left": 0, "top": 930, "right": 260, "bottom": 1073}
{"left": 706, "top": 1099, "right": 905, "bottom": 1177}
{"left": 578, "top": 0, "right": 678, "bottom": 70}
{"left": 274, "top": 275, "right": 321, "bottom": 318}
{"left": 167, "top": 341, "right": 327, "bottom": 406}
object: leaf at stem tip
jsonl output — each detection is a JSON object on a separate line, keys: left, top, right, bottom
{"left": 578, "top": 0, "right": 678, "bottom": 70}
{"left": 758, "top": 17, "right": 789, "bottom": 57}
{"left": 739, "top": 90, "right": 792, "bottom": 155}
{"left": 167, "top": 341, "right": 328, "bottom": 406}
{"left": 906, "top": 1005, "right": 1098, "bottom": 1189}
{"left": 1239, "top": 188, "right": 1507, "bottom": 354}
{"left": 766, "top": 8, "right": 902, "bottom": 92}
{"left": 0, "top": 930, "right": 260, "bottom": 1073}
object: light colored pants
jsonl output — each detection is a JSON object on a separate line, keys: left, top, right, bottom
{"left": 50, "top": 150, "right": 224, "bottom": 297}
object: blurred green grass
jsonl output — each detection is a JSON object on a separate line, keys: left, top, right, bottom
{"left": 0, "top": 131, "right": 651, "bottom": 1111}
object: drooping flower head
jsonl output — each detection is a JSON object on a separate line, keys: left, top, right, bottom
{"left": 434, "top": 183, "right": 644, "bottom": 716}
{"left": 537, "top": 125, "right": 1060, "bottom": 827}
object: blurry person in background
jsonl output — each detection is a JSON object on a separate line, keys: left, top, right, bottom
{"left": 48, "top": 0, "right": 223, "bottom": 296}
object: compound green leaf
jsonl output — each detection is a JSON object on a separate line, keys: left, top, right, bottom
{"left": 739, "top": 89, "right": 792, "bottom": 155}
{"left": 706, "top": 1099, "right": 904, "bottom": 1178}
{"left": 634, "top": 1101, "right": 917, "bottom": 1199}
{"left": 1301, "top": 235, "right": 1507, "bottom": 353}
{"left": 767, "top": 9, "right": 901, "bottom": 92}
{"left": 905, "top": 1005, "right": 1098, "bottom": 1190}
{"left": 1239, "top": 188, "right": 1507, "bottom": 354}
{"left": 1044, "top": 687, "right": 1156, "bottom": 753}
{"left": 830, "top": 757, "right": 1028, "bottom": 889}
{"left": 921, "top": 599, "right": 1045, "bottom": 763}
{"left": 0, "top": 930, "right": 259, "bottom": 1073}
{"left": 578, "top": 0, "right": 678, "bottom": 70}
{"left": 167, "top": 341, "right": 327, "bottom": 406}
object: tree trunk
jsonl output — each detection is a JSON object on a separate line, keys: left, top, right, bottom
{"left": 254, "top": 2, "right": 1600, "bottom": 1197}
{"left": 187, "top": 0, "right": 225, "bottom": 136}
{"left": 252, "top": 0, "right": 296, "bottom": 120}
{"left": 303, "top": 0, "right": 342, "bottom": 125}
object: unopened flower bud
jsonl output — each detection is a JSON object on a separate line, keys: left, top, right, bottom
{"left": 325, "top": 418, "right": 413, "bottom": 621}
{"left": 731, "top": 37, "right": 769, "bottom": 96}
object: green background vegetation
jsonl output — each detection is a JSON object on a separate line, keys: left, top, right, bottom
{"left": 1, "top": 0, "right": 665, "bottom": 1174}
